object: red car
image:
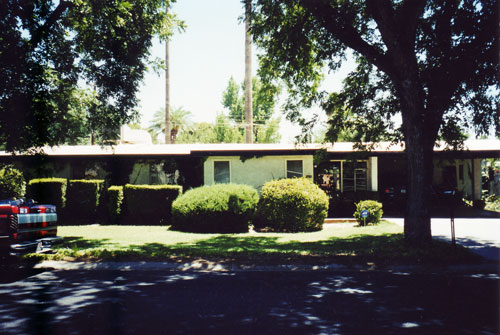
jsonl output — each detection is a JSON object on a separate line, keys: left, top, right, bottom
{"left": 0, "top": 199, "right": 62, "bottom": 256}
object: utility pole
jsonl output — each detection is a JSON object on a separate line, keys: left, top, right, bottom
{"left": 244, "top": 0, "right": 253, "bottom": 144}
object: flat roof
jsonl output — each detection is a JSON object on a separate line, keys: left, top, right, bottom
{"left": 0, "top": 140, "right": 498, "bottom": 157}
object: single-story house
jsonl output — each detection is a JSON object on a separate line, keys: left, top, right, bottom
{"left": 0, "top": 140, "right": 498, "bottom": 200}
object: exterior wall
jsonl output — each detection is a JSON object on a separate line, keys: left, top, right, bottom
{"left": 204, "top": 155, "right": 314, "bottom": 190}
{"left": 432, "top": 158, "right": 474, "bottom": 199}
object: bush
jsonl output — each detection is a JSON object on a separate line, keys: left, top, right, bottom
{"left": 0, "top": 165, "right": 25, "bottom": 199}
{"left": 65, "top": 180, "right": 105, "bottom": 224}
{"left": 123, "top": 184, "right": 183, "bottom": 225}
{"left": 171, "top": 184, "right": 259, "bottom": 233}
{"left": 254, "top": 178, "right": 329, "bottom": 232}
{"left": 107, "top": 186, "right": 124, "bottom": 224}
{"left": 484, "top": 195, "right": 500, "bottom": 212}
{"left": 353, "top": 200, "right": 383, "bottom": 226}
{"left": 27, "top": 178, "right": 67, "bottom": 210}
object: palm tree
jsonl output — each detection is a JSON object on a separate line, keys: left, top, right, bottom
{"left": 244, "top": 0, "right": 253, "bottom": 144}
{"left": 148, "top": 106, "right": 192, "bottom": 144}
{"left": 165, "top": 7, "right": 172, "bottom": 144}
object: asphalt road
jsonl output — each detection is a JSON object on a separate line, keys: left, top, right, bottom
{"left": 0, "top": 267, "right": 498, "bottom": 335}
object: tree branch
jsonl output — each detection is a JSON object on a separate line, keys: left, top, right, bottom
{"left": 300, "top": 0, "right": 394, "bottom": 75}
{"left": 28, "top": 1, "right": 75, "bottom": 51}
{"left": 397, "top": 0, "right": 427, "bottom": 44}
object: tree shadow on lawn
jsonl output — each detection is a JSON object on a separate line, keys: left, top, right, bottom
{"left": 58, "top": 237, "right": 117, "bottom": 250}
{"left": 46, "top": 233, "right": 482, "bottom": 265}
{"left": 124, "top": 234, "right": 481, "bottom": 265}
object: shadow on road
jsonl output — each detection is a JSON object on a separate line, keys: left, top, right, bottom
{"left": 0, "top": 269, "right": 498, "bottom": 334}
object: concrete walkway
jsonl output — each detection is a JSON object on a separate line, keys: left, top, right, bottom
{"left": 386, "top": 217, "right": 500, "bottom": 261}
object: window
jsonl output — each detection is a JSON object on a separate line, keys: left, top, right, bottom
{"left": 342, "top": 161, "right": 367, "bottom": 192}
{"left": 214, "top": 161, "right": 230, "bottom": 183}
{"left": 287, "top": 160, "right": 303, "bottom": 178}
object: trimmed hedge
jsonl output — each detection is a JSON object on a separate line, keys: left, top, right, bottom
{"left": 0, "top": 165, "right": 25, "bottom": 199}
{"left": 123, "top": 184, "right": 183, "bottom": 225}
{"left": 171, "top": 184, "right": 259, "bottom": 233}
{"left": 107, "top": 186, "right": 124, "bottom": 224}
{"left": 254, "top": 178, "right": 329, "bottom": 232}
{"left": 27, "top": 178, "right": 67, "bottom": 210}
{"left": 353, "top": 200, "right": 383, "bottom": 226}
{"left": 65, "top": 179, "right": 105, "bottom": 225}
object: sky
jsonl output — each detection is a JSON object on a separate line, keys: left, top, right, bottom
{"left": 136, "top": 0, "right": 354, "bottom": 143}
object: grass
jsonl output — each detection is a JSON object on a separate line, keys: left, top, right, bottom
{"left": 25, "top": 221, "right": 482, "bottom": 266}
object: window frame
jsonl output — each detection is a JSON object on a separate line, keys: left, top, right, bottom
{"left": 213, "top": 160, "right": 231, "bottom": 184}
{"left": 286, "top": 159, "right": 304, "bottom": 179}
{"left": 330, "top": 160, "right": 368, "bottom": 192}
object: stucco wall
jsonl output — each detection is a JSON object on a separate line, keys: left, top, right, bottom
{"left": 204, "top": 155, "right": 314, "bottom": 190}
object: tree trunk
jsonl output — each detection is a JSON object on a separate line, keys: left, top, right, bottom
{"left": 395, "top": 76, "right": 434, "bottom": 247}
{"left": 403, "top": 131, "right": 434, "bottom": 246}
{"left": 165, "top": 35, "right": 172, "bottom": 144}
{"left": 244, "top": 0, "right": 253, "bottom": 144}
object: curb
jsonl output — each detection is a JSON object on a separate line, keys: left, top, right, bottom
{"left": 33, "top": 260, "right": 500, "bottom": 275}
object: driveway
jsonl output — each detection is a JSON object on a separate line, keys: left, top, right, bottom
{"left": 387, "top": 218, "right": 500, "bottom": 261}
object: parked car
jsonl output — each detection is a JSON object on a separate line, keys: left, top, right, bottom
{"left": 381, "top": 184, "right": 459, "bottom": 210}
{"left": 381, "top": 185, "right": 407, "bottom": 210}
{"left": 0, "top": 198, "right": 62, "bottom": 256}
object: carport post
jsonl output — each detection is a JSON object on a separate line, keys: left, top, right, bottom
{"left": 450, "top": 205, "right": 456, "bottom": 246}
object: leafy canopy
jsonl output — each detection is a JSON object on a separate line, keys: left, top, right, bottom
{"left": 222, "top": 76, "right": 280, "bottom": 124}
{"left": 0, "top": 0, "right": 182, "bottom": 151}
{"left": 249, "top": 0, "right": 499, "bottom": 144}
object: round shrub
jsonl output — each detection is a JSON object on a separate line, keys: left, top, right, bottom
{"left": 171, "top": 184, "right": 259, "bottom": 233}
{"left": 0, "top": 165, "right": 25, "bottom": 199}
{"left": 254, "top": 178, "right": 329, "bottom": 232}
{"left": 353, "top": 200, "right": 383, "bottom": 226}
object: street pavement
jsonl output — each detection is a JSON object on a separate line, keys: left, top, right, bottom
{"left": 386, "top": 218, "right": 500, "bottom": 262}
{"left": 0, "top": 267, "right": 498, "bottom": 335}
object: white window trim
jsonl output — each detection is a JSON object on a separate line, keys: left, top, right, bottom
{"left": 285, "top": 159, "right": 304, "bottom": 178}
{"left": 213, "top": 159, "right": 231, "bottom": 184}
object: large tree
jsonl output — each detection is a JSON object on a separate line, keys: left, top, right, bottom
{"left": 222, "top": 76, "right": 281, "bottom": 143}
{"left": 0, "top": 0, "right": 180, "bottom": 151}
{"left": 249, "top": 0, "right": 499, "bottom": 246}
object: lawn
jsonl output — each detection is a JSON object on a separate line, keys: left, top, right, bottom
{"left": 28, "top": 221, "right": 481, "bottom": 266}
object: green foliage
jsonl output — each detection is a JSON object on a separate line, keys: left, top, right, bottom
{"left": 107, "top": 186, "right": 124, "bottom": 224}
{"left": 0, "top": 0, "right": 182, "bottom": 151}
{"left": 176, "top": 115, "right": 245, "bottom": 144}
{"left": 0, "top": 165, "right": 26, "bottom": 199}
{"left": 254, "top": 178, "right": 329, "bottom": 232}
{"left": 354, "top": 200, "right": 383, "bottom": 226}
{"left": 175, "top": 112, "right": 280, "bottom": 144}
{"left": 221, "top": 76, "right": 282, "bottom": 143}
{"left": 222, "top": 76, "right": 280, "bottom": 124}
{"left": 148, "top": 106, "right": 193, "bottom": 143}
{"left": 250, "top": 0, "right": 498, "bottom": 245}
{"left": 251, "top": 1, "right": 499, "bottom": 141}
{"left": 214, "top": 114, "right": 245, "bottom": 143}
{"left": 65, "top": 180, "right": 105, "bottom": 225}
{"left": 484, "top": 195, "right": 500, "bottom": 212}
{"left": 123, "top": 184, "right": 183, "bottom": 225}
{"left": 27, "top": 178, "right": 67, "bottom": 210}
{"left": 171, "top": 184, "right": 259, "bottom": 233}
{"left": 255, "top": 117, "right": 282, "bottom": 143}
